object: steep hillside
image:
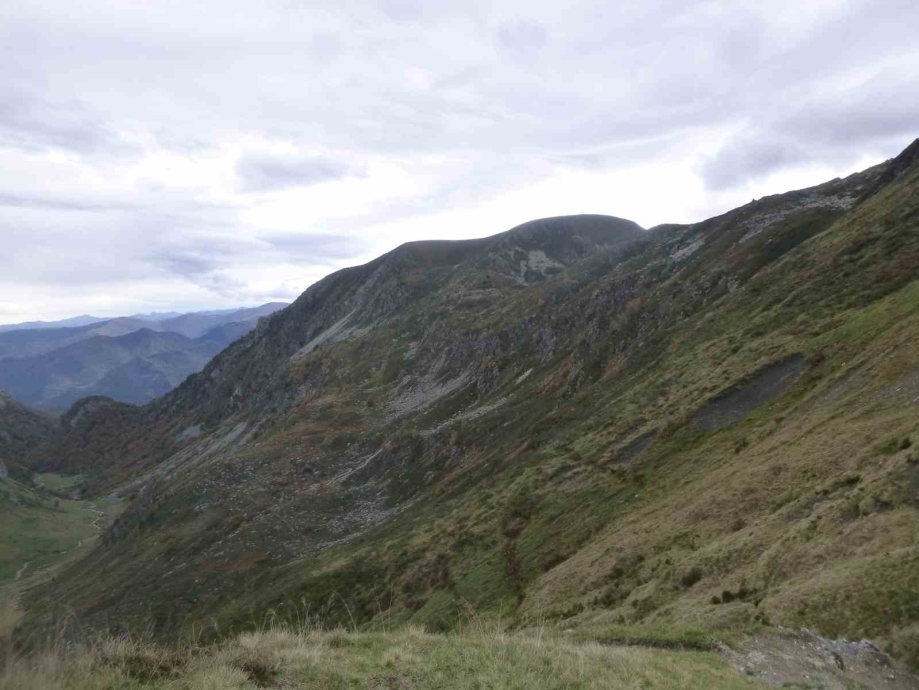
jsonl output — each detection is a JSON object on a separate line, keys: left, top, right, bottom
{"left": 0, "top": 391, "right": 58, "bottom": 482}
{"left": 20, "top": 142, "right": 919, "bottom": 668}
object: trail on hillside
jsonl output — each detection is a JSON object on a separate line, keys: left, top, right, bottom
{"left": 71, "top": 502, "right": 105, "bottom": 551}
{"left": 13, "top": 562, "right": 28, "bottom": 581}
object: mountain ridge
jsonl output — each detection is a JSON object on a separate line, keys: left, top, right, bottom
{"left": 0, "top": 303, "right": 289, "bottom": 410}
{"left": 18, "top": 140, "right": 919, "bottom": 666}
{"left": 0, "top": 302, "right": 289, "bottom": 360}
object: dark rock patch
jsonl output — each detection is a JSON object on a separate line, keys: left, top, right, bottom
{"left": 691, "top": 354, "right": 808, "bottom": 432}
{"left": 612, "top": 429, "right": 658, "bottom": 464}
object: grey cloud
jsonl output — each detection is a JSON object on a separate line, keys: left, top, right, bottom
{"left": 0, "top": 90, "right": 134, "bottom": 157}
{"left": 380, "top": 0, "right": 427, "bottom": 22}
{"left": 0, "top": 192, "right": 136, "bottom": 212}
{"left": 195, "top": 272, "right": 251, "bottom": 301}
{"left": 702, "top": 58, "right": 919, "bottom": 190}
{"left": 236, "top": 155, "right": 358, "bottom": 193}
{"left": 700, "top": 135, "right": 809, "bottom": 191}
{"left": 153, "top": 252, "right": 224, "bottom": 279}
{"left": 261, "top": 233, "right": 371, "bottom": 262}
{"left": 498, "top": 20, "right": 548, "bottom": 53}
{"left": 2, "top": 0, "right": 919, "bottom": 319}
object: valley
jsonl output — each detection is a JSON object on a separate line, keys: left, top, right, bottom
{"left": 0, "top": 473, "right": 119, "bottom": 582}
{"left": 3, "top": 141, "right": 919, "bottom": 689}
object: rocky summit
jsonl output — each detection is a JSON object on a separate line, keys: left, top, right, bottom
{"left": 17, "top": 140, "right": 919, "bottom": 668}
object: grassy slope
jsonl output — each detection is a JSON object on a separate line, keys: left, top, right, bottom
{"left": 1, "top": 619, "right": 768, "bottom": 690}
{"left": 232, "top": 155, "right": 919, "bottom": 647}
{"left": 0, "top": 475, "right": 117, "bottom": 582}
{"left": 19, "top": 144, "right": 919, "bottom": 668}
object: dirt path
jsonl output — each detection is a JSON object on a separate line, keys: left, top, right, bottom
{"left": 70, "top": 502, "right": 106, "bottom": 552}
{"left": 13, "top": 561, "right": 28, "bottom": 581}
{"left": 88, "top": 502, "right": 104, "bottom": 530}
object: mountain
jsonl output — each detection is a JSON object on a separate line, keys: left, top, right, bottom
{"left": 0, "top": 325, "right": 256, "bottom": 410}
{"left": 128, "top": 311, "right": 184, "bottom": 321}
{"left": 0, "top": 303, "right": 289, "bottom": 360}
{"left": 19, "top": 141, "right": 919, "bottom": 667}
{"left": 0, "top": 304, "right": 289, "bottom": 409}
{"left": 0, "top": 390, "right": 58, "bottom": 482}
{"left": 149, "top": 302, "right": 290, "bottom": 339}
{"left": 0, "top": 314, "right": 107, "bottom": 333}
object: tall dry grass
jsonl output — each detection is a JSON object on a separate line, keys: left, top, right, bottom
{"left": 0, "top": 603, "right": 768, "bottom": 690}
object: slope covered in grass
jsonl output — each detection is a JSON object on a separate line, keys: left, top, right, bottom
{"left": 0, "top": 473, "right": 118, "bottom": 582}
{"left": 18, "top": 140, "right": 919, "bottom": 670}
{"left": 0, "top": 618, "right": 770, "bottom": 690}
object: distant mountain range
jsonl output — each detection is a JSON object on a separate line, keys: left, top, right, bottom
{"left": 0, "top": 303, "right": 288, "bottom": 410}
{"left": 0, "top": 314, "right": 107, "bottom": 333}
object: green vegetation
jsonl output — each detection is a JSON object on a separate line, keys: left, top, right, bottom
{"left": 578, "top": 624, "right": 718, "bottom": 651}
{"left": 0, "top": 609, "right": 769, "bottom": 690}
{"left": 14, "top": 142, "right": 919, "bottom": 680}
{"left": 34, "top": 473, "right": 84, "bottom": 495}
{"left": 0, "top": 476, "right": 115, "bottom": 581}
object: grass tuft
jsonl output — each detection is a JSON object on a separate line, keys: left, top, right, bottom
{"left": 0, "top": 616, "right": 768, "bottom": 689}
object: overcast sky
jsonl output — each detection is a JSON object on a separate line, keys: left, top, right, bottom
{"left": 1, "top": 0, "right": 917, "bottom": 323}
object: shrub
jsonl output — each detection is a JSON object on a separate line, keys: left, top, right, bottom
{"left": 680, "top": 566, "right": 703, "bottom": 588}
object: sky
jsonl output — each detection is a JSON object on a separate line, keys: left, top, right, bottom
{"left": 1, "top": 0, "right": 917, "bottom": 324}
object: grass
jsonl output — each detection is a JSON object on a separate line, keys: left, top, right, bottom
{"left": 578, "top": 624, "right": 719, "bottom": 651}
{"left": 33, "top": 473, "right": 84, "bottom": 495}
{"left": 0, "top": 478, "right": 116, "bottom": 581}
{"left": 0, "top": 616, "right": 770, "bottom": 690}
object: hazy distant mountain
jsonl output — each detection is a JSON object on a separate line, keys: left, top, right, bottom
{"left": 127, "top": 311, "right": 184, "bottom": 321}
{"left": 0, "top": 303, "right": 288, "bottom": 360}
{"left": 150, "top": 303, "right": 290, "bottom": 339}
{"left": 0, "top": 324, "right": 255, "bottom": 410}
{"left": 0, "top": 303, "right": 289, "bottom": 409}
{"left": 0, "top": 315, "right": 107, "bottom": 333}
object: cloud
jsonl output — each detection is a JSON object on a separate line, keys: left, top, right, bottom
{"left": 0, "top": 192, "right": 135, "bottom": 212}
{"left": 236, "top": 155, "right": 358, "bottom": 193}
{"left": 260, "top": 233, "right": 369, "bottom": 262}
{"left": 1, "top": 0, "right": 917, "bottom": 321}
{"left": 0, "top": 90, "right": 134, "bottom": 157}
{"left": 700, "top": 134, "right": 810, "bottom": 191}
{"left": 498, "top": 19, "right": 548, "bottom": 53}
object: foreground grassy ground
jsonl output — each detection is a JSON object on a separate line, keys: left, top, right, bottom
{"left": 0, "top": 608, "right": 768, "bottom": 690}
{"left": 5, "top": 596, "right": 918, "bottom": 689}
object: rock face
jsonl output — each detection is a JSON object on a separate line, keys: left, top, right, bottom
{"left": 23, "top": 141, "right": 919, "bottom": 668}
